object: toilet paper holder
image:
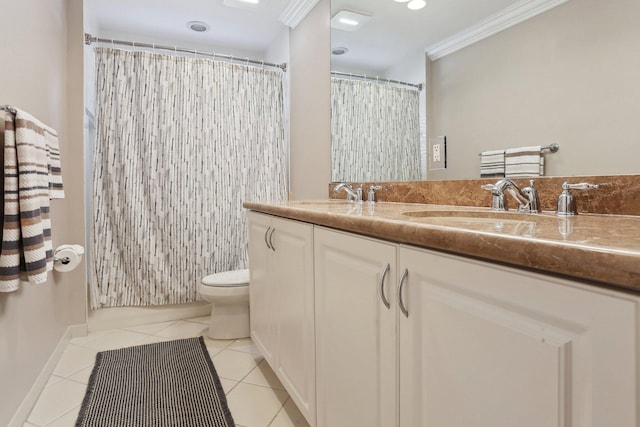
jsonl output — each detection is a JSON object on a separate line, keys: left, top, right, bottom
{"left": 54, "top": 256, "right": 72, "bottom": 265}
{"left": 53, "top": 244, "right": 85, "bottom": 270}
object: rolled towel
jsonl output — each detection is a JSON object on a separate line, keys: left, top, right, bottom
{"left": 505, "top": 145, "right": 543, "bottom": 178}
{"left": 480, "top": 149, "right": 505, "bottom": 178}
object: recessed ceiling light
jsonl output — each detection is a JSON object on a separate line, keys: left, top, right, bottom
{"left": 332, "top": 47, "right": 349, "bottom": 56}
{"left": 407, "top": 0, "right": 426, "bottom": 10}
{"left": 187, "top": 21, "right": 210, "bottom": 32}
{"left": 223, "top": 0, "right": 263, "bottom": 10}
{"left": 331, "top": 10, "right": 372, "bottom": 32}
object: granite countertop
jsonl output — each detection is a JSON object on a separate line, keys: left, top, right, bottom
{"left": 244, "top": 200, "right": 640, "bottom": 292}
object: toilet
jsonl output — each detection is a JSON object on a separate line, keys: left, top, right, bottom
{"left": 199, "top": 269, "right": 250, "bottom": 340}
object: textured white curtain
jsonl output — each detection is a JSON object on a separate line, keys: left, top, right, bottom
{"left": 91, "top": 48, "right": 287, "bottom": 309}
{"left": 331, "top": 78, "right": 421, "bottom": 182}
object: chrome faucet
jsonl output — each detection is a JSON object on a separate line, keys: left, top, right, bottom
{"left": 482, "top": 179, "right": 540, "bottom": 213}
{"left": 334, "top": 183, "right": 362, "bottom": 202}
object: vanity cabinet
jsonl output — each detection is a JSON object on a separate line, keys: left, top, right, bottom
{"left": 247, "top": 212, "right": 315, "bottom": 425}
{"left": 398, "top": 246, "right": 639, "bottom": 427}
{"left": 314, "top": 227, "right": 398, "bottom": 427}
{"left": 249, "top": 211, "right": 640, "bottom": 427}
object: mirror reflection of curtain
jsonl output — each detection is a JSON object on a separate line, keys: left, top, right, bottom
{"left": 91, "top": 47, "right": 287, "bottom": 309}
{"left": 331, "top": 78, "right": 421, "bottom": 182}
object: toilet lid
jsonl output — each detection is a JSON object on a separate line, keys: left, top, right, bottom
{"left": 202, "top": 269, "right": 250, "bottom": 287}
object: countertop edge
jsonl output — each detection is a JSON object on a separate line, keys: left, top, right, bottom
{"left": 244, "top": 201, "right": 640, "bottom": 293}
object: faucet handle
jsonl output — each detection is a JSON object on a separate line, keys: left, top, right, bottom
{"left": 557, "top": 181, "right": 600, "bottom": 216}
{"left": 481, "top": 183, "right": 506, "bottom": 211}
{"left": 562, "top": 181, "right": 599, "bottom": 191}
{"left": 367, "top": 185, "right": 382, "bottom": 203}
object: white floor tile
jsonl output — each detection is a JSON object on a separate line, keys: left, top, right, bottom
{"left": 27, "top": 380, "right": 86, "bottom": 426}
{"left": 185, "top": 315, "right": 211, "bottom": 324}
{"left": 153, "top": 320, "right": 209, "bottom": 339}
{"left": 269, "top": 399, "right": 310, "bottom": 427}
{"left": 243, "top": 360, "right": 285, "bottom": 390}
{"left": 68, "top": 329, "right": 111, "bottom": 347}
{"left": 204, "top": 337, "right": 234, "bottom": 357}
{"left": 123, "top": 320, "right": 176, "bottom": 335}
{"left": 68, "top": 365, "right": 94, "bottom": 385}
{"left": 226, "top": 382, "right": 289, "bottom": 427}
{"left": 75, "top": 329, "right": 151, "bottom": 351}
{"left": 229, "top": 338, "right": 262, "bottom": 355}
{"left": 44, "top": 406, "right": 81, "bottom": 427}
{"left": 53, "top": 345, "right": 98, "bottom": 378}
{"left": 129, "top": 334, "right": 174, "bottom": 347}
{"left": 219, "top": 377, "right": 239, "bottom": 395}
{"left": 212, "top": 349, "right": 263, "bottom": 381}
{"left": 44, "top": 375, "right": 64, "bottom": 388}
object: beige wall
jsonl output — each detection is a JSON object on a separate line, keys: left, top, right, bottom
{"left": 0, "top": 0, "right": 86, "bottom": 424}
{"left": 289, "top": 0, "right": 331, "bottom": 199}
{"left": 428, "top": 0, "right": 640, "bottom": 180}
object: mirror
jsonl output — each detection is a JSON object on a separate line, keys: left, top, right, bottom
{"left": 330, "top": 0, "right": 640, "bottom": 181}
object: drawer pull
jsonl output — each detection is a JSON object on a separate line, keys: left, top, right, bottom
{"left": 398, "top": 268, "right": 409, "bottom": 317}
{"left": 268, "top": 228, "right": 276, "bottom": 251}
{"left": 379, "top": 263, "right": 391, "bottom": 309}
{"left": 264, "top": 227, "right": 272, "bottom": 250}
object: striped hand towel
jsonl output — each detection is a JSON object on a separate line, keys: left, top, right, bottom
{"left": 0, "top": 108, "right": 64, "bottom": 292}
{"left": 505, "top": 145, "right": 543, "bottom": 178}
{"left": 480, "top": 149, "right": 505, "bottom": 178}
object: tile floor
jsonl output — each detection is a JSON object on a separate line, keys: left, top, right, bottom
{"left": 23, "top": 316, "right": 310, "bottom": 427}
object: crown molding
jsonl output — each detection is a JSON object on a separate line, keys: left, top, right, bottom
{"left": 426, "top": 0, "right": 569, "bottom": 61}
{"left": 279, "top": 0, "right": 321, "bottom": 29}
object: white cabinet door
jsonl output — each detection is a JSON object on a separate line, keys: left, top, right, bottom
{"left": 314, "top": 227, "right": 398, "bottom": 427}
{"left": 248, "top": 212, "right": 316, "bottom": 426}
{"left": 271, "top": 216, "right": 315, "bottom": 425}
{"left": 398, "top": 245, "right": 640, "bottom": 427}
{"left": 248, "top": 211, "right": 276, "bottom": 365}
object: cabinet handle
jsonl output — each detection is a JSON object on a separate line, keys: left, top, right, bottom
{"left": 398, "top": 268, "right": 409, "bottom": 318}
{"left": 268, "top": 228, "right": 276, "bottom": 251}
{"left": 379, "top": 263, "right": 391, "bottom": 309}
{"left": 264, "top": 227, "right": 272, "bottom": 250}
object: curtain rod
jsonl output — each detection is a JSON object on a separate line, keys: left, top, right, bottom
{"left": 84, "top": 33, "right": 287, "bottom": 71}
{"left": 331, "top": 71, "right": 423, "bottom": 90}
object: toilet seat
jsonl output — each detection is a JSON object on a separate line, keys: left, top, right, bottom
{"left": 201, "top": 269, "right": 249, "bottom": 287}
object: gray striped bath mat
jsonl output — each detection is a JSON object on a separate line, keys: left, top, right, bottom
{"left": 76, "top": 337, "right": 235, "bottom": 427}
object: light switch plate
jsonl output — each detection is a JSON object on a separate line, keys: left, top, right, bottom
{"left": 428, "top": 136, "right": 447, "bottom": 170}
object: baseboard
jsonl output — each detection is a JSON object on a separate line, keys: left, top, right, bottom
{"left": 8, "top": 323, "right": 87, "bottom": 427}
{"left": 88, "top": 301, "right": 212, "bottom": 331}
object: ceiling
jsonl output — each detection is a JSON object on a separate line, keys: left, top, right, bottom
{"left": 87, "top": 0, "right": 539, "bottom": 71}
{"left": 86, "top": 0, "right": 293, "bottom": 55}
{"left": 330, "top": 0, "right": 524, "bottom": 74}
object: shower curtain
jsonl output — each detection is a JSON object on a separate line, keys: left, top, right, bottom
{"left": 91, "top": 47, "right": 287, "bottom": 309}
{"left": 331, "top": 78, "right": 421, "bottom": 182}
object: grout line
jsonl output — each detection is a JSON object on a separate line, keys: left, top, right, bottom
{"left": 267, "top": 397, "right": 291, "bottom": 427}
{"left": 41, "top": 405, "right": 81, "bottom": 427}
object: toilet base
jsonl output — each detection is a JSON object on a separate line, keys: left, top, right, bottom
{"left": 207, "top": 301, "right": 250, "bottom": 340}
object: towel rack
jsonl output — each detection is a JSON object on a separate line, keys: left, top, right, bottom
{"left": 0, "top": 105, "right": 17, "bottom": 114}
{"left": 478, "top": 143, "right": 559, "bottom": 156}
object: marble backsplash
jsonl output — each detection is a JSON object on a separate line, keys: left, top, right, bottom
{"left": 329, "top": 174, "right": 640, "bottom": 216}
